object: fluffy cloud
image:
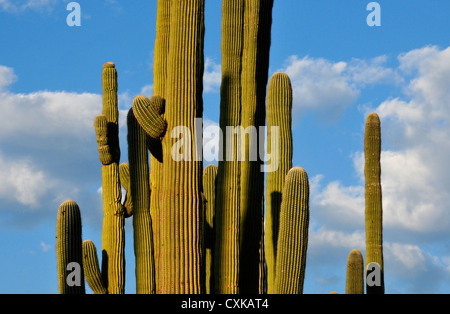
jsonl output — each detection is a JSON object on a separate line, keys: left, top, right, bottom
{"left": 279, "top": 54, "right": 403, "bottom": 123}
{"left": 304, "top": 45, "right": 450, "bottom": 293}
{"left": 203, "top": 57, "right": 222, "bottom": 93}
{"left": 0, "top": 0, "right": 57, "bottom": 13}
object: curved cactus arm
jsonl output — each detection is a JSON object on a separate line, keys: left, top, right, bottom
{"left": 128, "top": 107, "right": 156, "bottom": 294}
{"left": 82, "top": 240, "right": 108, "bottom": 294}
{"left": 95, "top": 114, "right": 113, "bottom": 165}
{"left": 132, "top": 94, "right": 167, "bottom": 139}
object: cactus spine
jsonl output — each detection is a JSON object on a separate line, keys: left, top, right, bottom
{"left": 203, "top": 164, "right": 218, "bottom": 294}
{"left": 346, "top": 249, "right": 364, "bottom": 294}
{"left": 56, "top": 200, "right": 85, "bottom": 294}
{"left": 364, "top": 112, "right": 384, "bottom": 294}
{"left": 274, "top": 167, "right": 309, "bottom": 294}
{"left": 265, "top": 72, "right": 293, "bottom": 294}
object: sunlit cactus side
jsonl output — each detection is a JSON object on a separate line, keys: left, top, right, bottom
{"left": 364, "top": 112, "right": 384, "bottom": 294}
{"left": 274, "top": 167, "right": 309, "bottom": 294}
{"left": 128, "top": 104, "right": 156, "bottom": 294}
{"left": 203, "top": 164, "right": 218, "bottom": 294}
{"left": 345, "top": 249, "right": 364, "bottom": 294}
{"left": 150, "top": 0, "right": 171, "bottom": 292}
{"left": 239, "top": 0, "right": 274, "bottom": 294}
{"left": 265, "top": 72, "right": 293, "bottom": 294}
{"left": 158, "top": 0, "right": 205, "bottom": 294}
{"left": 82, "top": 240, "right": 107, "bottom": 294}
{"left": 56, "top": 200, "right": 85, "bottom": 294}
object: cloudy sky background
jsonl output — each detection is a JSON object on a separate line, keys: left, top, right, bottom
{"left": 0, "top": 0, "right": 449, "bottom": 294}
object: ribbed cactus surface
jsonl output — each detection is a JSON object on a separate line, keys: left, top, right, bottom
{"left": 98, "top": 62, "right": 125, "bottom": 294}
{"left": 56, "top": 200, "right": 85, "bottom": 294}
{"left": 346, "top": 249, "right": 364, "bottom": 294}
{"left": 274, "top": 167, "right": 309, "bottom": 294}
{"left": 157, "top": 0, "right": 205, "bottom": 294}
{"left": 364, "top": 112, "right": 384, "bottom": 294}
{"left": 203, "top": 164, "right": 218, "bottom": 294}
{"left": 82, "top": 240, "right": 107, "bottom": 294}
{"left": 265, "top": 72, "right": 293, "bottom": 294}
{"left": 128, "top": 105, "right": 156, "bottom": 294}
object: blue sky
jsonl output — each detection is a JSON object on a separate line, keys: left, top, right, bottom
{"left": 0, "top": 0, "right": 449, "bottom": 294}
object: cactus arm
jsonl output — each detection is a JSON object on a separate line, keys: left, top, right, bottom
{"left": 274, "top": 167, "right": 309, "bottom": 294}
{"left": 82, "top": 240, "right": 108, "bottom": 294}
{"left": 128, "top": 104, "right": 156, "bottom": 294}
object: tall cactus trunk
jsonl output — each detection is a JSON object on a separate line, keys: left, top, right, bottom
{"left": 265, "top": 72, "right": 293, "bottom": 294}
{"left": 151, "top": 0, "right": 171, "bottom": 291}
{"left": 239, "top": 0, "right": 273, "bottom": 294}
{"left": 214, "top": 0, "right": 245, "bottom": 294}
{"left": 158, "top": 0, "right": 205, "bottom": 294}
{"left": 98, "top": 62, "right": 125, "bottom": 294}
{"left": 128, "top": 103, "right": 156, "bottom": 294}
{"left": 364, "top": 112, "right": 384, "bottom": 294}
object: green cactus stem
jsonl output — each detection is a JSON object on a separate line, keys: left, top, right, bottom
{"left": 265, "top": 72, "right": 293, "bottom": 294}
{"left": 346, "top": 249, "right": 364, "bottom": 294}
{"left": 203, "top": 164, "right": 218, "bottom": 294}
{"left": 213, "top": 0, "right": 245, "bottom": 295}
{"left": 82, "top": 240, "right": 107, "bottom": 294}
{"left": 128, "top": 105, "right": 156, "bottom": 294}
{"left": 274, "top": 167, "right": 309, "bottom": 294}
{"left": 150, "top": 0, "right": 205, "bottom": 294}
{"left": 239, "top": 0, "right": 274, "bottom": 294}
{"left": 56, "top": 200, "right": 85, "bottom": 294}
{"left": 364, "top": 112, "right": 384, "bottom": 294}
{"left": 98, "top": 62, "right": 125, "bottom": 294}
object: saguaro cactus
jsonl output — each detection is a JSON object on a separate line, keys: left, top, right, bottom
{"left": 203, "top": 164, "right": 218, "bottom": 294}
{"left": 346, "top": 249, "right": 364, "bottom": 294}
{"left": 213, "top": 0, "right": 245, "bottom": 295}
{"left": 274, "top": 167, "right": 309, "bottom": 294}
{"left": 364, "top": 112, "right": 384, "bottom": 294}
{"left": 265, "top": 72, "right": 293, "bottom": 294}
{"left": 128, "top": 102, "right": 156, "bottom": 294}
{"left": 157, "top": 0, "right": 205, "bottom": 294}
{"left": 56, "top": 200, "right": 85, "bottom": 294}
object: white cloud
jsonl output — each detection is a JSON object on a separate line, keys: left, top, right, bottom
{"left": 40, "top": 241, "right": 51, "bottom": 253}
{"left": 0, "top": 65, "right": 17, "bottom": 91}
{"left": 0, "top": 0, "right": 57, "bottom": 13}
{"left": 203, "top": 57, "right": 221, "bottom": 93}
{"left": 0, "top": 152, "right": 50, "bottom": 207}
{"left": 0, "top": 90, "right": 102, "bottom": 140}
